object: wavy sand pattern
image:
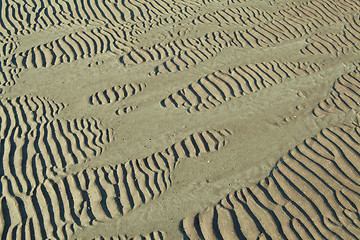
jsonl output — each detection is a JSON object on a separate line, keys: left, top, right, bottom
{"left": 90, "top": 83, "right": 146, "bottom": 105}
{"left": 161, "top": 61, "right": 322, "bottom": 112}
{"left": 313, "top": 64, "right": 360, "bottom": 117}
{"left": 0, "top": 129, "right": 230, "bottom": 239}
{"left": 191, "top": 6, "right": 273, "bottom": 27}
{"left": 0, "top": 0, "right": 204, "bottom": 39}
{"left": 93, "top": 231, "right": 166, "bottom": 240}
{"left": 1, "top": 0, "right": 360, "bottom": 239}
{"left": 0, "top": 0, "right": 219, "bottom": 85}
{"left": 181, "top": 124, "right": 360, "bottom": 239}
{"left": 118, "top": 0, "right": 359, "bottom": 76}
{"left": 301, "top": 15, "right": 360, "bottom": 56}
{"left": 115, "top": 106, "right": 138, "bottom": 116}
{"left": 0, "top": 95, "right": 113, "bottom": 195}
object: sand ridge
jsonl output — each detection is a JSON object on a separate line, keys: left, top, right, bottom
{"left": 190, "top": 6, "right": 274, "bottom": 27}
{"left": 0, "top": 129, "right": 231, "bottom": 238}
{"left": 160, "top": 61, "right": 322, "bottom": 113}
{"left": 89, "top": 83, "right": 146, "bottom": 105}
{"left": 0, "top": 96, "right": 113, "bottom": 195}
{"left": 92, "top": 231, "right": 166, "bottom": 240}
{"left": 1, "top": 0, "right": 360, "bottom": 239}
{"left": 301, "top": 14, "right": 360, "bottom": 56}
{"left": 181, "top": 123, "right": 360, "bottom": 239}
{"left": 313, "top": 64, "right": 360, "bottom": 117}
{"left": 115, "top": 106, "right": 138, "bottom": 116}
{"left": 0, "top": 0, "right": 221, "bottom": 86}
{"left": 1, "top": 0, "right": 358, "bottom": 86}
{"left": 117, "top": 0, "right": 359, "bottom": 77}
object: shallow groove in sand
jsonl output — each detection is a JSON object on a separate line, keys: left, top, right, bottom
{"left": 191, "top": 6, "right": 273, "bottom": 27}
{"left": 92, "top": 231, "right": 166, "bottom": 240}
{"left": 181, "top": 124, "right": 360, "bottom": 239}
{"left": 0, "top": 129, "right": 231, "bottom": 239}
{"left": 313, "top": 64, "right": 360, "bottom": 117}
{"left": 161, "top": 61, "right": 322, "bottom": 112}
{"left": 0, "top": 0, "right": 203, "bottom": 39}
{"left": 2, "top": 0, "right": 360, "bottom": 239}
{"left": 90, "top": 83, "right": 146, "bottom": 105}
{"left": 0, "top": 96, "right": 113, "bottom": 196}
{"left": 301, "top": 15, "right": 360, "bottom": 56}
{"left": 119, "top": 0, "right": 359, "bottom": 76}
{"left": 115, "top": 106, "right": 138, "bottom": 116}
{"left": 0, "top": 0, "right": 219, "bottom": 86}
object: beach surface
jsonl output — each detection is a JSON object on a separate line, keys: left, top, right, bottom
{"left": 1, "top": 0, "right": 360, "bottom": 239}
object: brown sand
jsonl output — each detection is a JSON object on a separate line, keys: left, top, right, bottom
{"left": 0, "top": 0, "right": 360, "bottom": 239}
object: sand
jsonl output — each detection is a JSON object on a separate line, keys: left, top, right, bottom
{"left": 0, "top": 0, "right": 360, "bottom": 239}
